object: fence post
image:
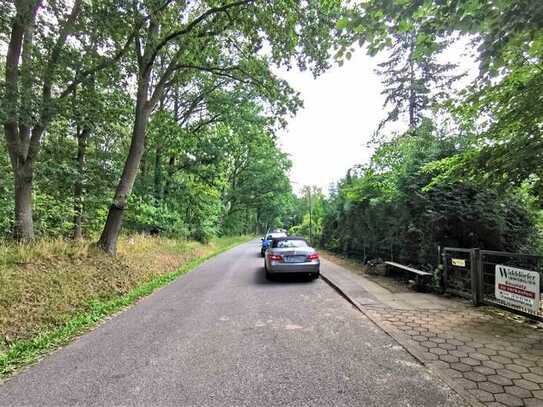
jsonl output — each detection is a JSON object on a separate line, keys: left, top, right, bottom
{"left": 478, "top": 250, "right": 484, "bottom": 304}
{"left": 442, "top": 249, "right": 448, "bottom": 292}
{"left": 470, "top": 248, "right": 481, "bottom": 306}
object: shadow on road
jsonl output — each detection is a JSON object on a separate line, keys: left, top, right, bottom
{"left": 253, "top": 268, "right": 316, "bottom": 285}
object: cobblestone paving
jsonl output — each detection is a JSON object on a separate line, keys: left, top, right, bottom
{"left": 365, "top": 306, "right": 543, "bottom": 406}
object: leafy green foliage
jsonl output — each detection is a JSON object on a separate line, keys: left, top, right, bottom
{"left": 0, "top": 142, "right": 12, "bottom": 235}
{"left": 1, "top": 1, "right": 348, "bottom": 243}
{"left": 288, "top": 186, "right": 326, "bottom": 243}
{"left": 294, "top": 123, "right": 541, "bottom": 267}
{"left": 338, "top": 0, "right": 543, "bottom": 195}
{"left": 307, "top": 0, "right": 542, "bottom": 266}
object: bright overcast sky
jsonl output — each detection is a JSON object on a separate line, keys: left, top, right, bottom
{"left": 275, "top": 48, "right": 387, "bottom": 194}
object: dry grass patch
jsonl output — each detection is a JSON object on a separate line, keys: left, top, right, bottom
{"left": 0, "top": 235, "right": 247, "bottom": 354}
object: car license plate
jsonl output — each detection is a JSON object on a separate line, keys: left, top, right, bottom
{"left": 284, "top": 255, "right": 306, "bottom": 263}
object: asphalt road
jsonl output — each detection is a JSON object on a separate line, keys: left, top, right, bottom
{"left": 0, "top": 240, "right": 463, "bottom": 406}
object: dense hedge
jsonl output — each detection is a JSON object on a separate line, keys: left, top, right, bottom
{"left": 316, "top": 125, "right": 541, "bottom": 267}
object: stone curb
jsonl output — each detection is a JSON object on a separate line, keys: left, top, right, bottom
{"left": 320, "top": 270, "right": 485, "bottom": 407}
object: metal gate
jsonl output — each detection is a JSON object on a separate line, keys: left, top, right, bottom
{"left": 442, "top": 247, "right": 474, "bottom": 301}
{"left": 442, "top": 247, "right": 543, "bottom": 320}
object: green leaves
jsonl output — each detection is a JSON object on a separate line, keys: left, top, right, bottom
{"left": 298, "top": 0, "right": 543, "bottom": 265}
{"left": 316, "top": 123, "right": 541, "bottom": 265}
{"left": 398, "top": 20, "right": 413, "bottom": 33}
{"left": 1, "top": 0, "right": 347, "bottom": 241}
{"left": 336, "top": 17, "right": 350, "bottom": 30}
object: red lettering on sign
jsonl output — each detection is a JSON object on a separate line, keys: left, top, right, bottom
{"left": 498, "top": 283, "right": 535, "bottom": 299}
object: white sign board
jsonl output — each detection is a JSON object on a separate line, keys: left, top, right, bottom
{"left": 495, "top": 265, "right": 540, "bottom": 312}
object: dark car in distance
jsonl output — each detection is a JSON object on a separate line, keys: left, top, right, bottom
{"left": 260, "top": 231, "right": 287, "bottom": 256}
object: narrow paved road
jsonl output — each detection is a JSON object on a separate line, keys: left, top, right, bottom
{"left": 0, "top": 241, "right": 463, "bottom": 406}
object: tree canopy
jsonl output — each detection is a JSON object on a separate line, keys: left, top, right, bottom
{"left": 2, "top": 0, "right": 542, "bottom": 263}
{"left": 287, "top": 0, "right": 543, "bottom": 266}
{"left": 1, "top": 0, "right": 345, "bottom": 252}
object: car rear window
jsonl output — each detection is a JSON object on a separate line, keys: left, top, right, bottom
{"left": 268, "top": 232, "right": 286, "bottom": 239}
{"left": 273, "top": 239, "right": 308, "bottom": 248}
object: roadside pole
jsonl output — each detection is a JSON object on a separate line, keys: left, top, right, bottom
{"left": 309, "top": 188, "right": 312, "bottom": 245}
{"left": 291, "top": 181, "right": 313, "bottom": 245}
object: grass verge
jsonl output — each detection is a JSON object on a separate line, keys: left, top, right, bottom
{"left": 0, "top": 235, "right": 251, "bottom": 378}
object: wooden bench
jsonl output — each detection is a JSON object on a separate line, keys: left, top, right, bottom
{"left": 384, "top": 261, "right": 432, "bottom": 289}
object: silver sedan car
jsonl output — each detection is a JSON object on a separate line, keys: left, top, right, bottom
{"left": 264, "top": 237, "right": 320, "bottom": 280}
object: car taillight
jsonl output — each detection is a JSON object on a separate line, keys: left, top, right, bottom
{"left": 269, "top": 254, "right": 283, "bottom": 262}
{"left": 307, "top": 253, "right": 320, "bottom": 261}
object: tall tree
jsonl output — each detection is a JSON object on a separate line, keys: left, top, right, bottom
{"left": 376, "top": 30, "right": 459, "bottom": 130}
{"left": 97, "top": 0, "right": 343, "bottom": 254}
{"left": 337, "top": 0, "right": 543, "bottom": 194}
{"left": 1, "top": 0, "right": 135, "bottom": 240}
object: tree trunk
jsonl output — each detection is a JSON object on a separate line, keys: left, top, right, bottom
{"left": 408, "top": 35, "right": 417, "bottom": 130}
{"left": 97, "top": 204, "right": 125, "bottom": 254}
{"left": 73, "top": 127, "right": 88, "bottom": 240}
{"left": 408, "top": 94, "right": 416, "bottom": 129}
{"left": 164, "top": 155, "right": 175, "bottom": 198}
{"left": 4, "top": 2, "right": 38, "bottom": 241}
{"left": 154, "top": 142, "right": 162, "bottom": 201}
{"left": 13, "top": 161, "right": 34, "bottom": 241}
{"left": 97, "top": 80, "right": 151, "bottom": 254}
